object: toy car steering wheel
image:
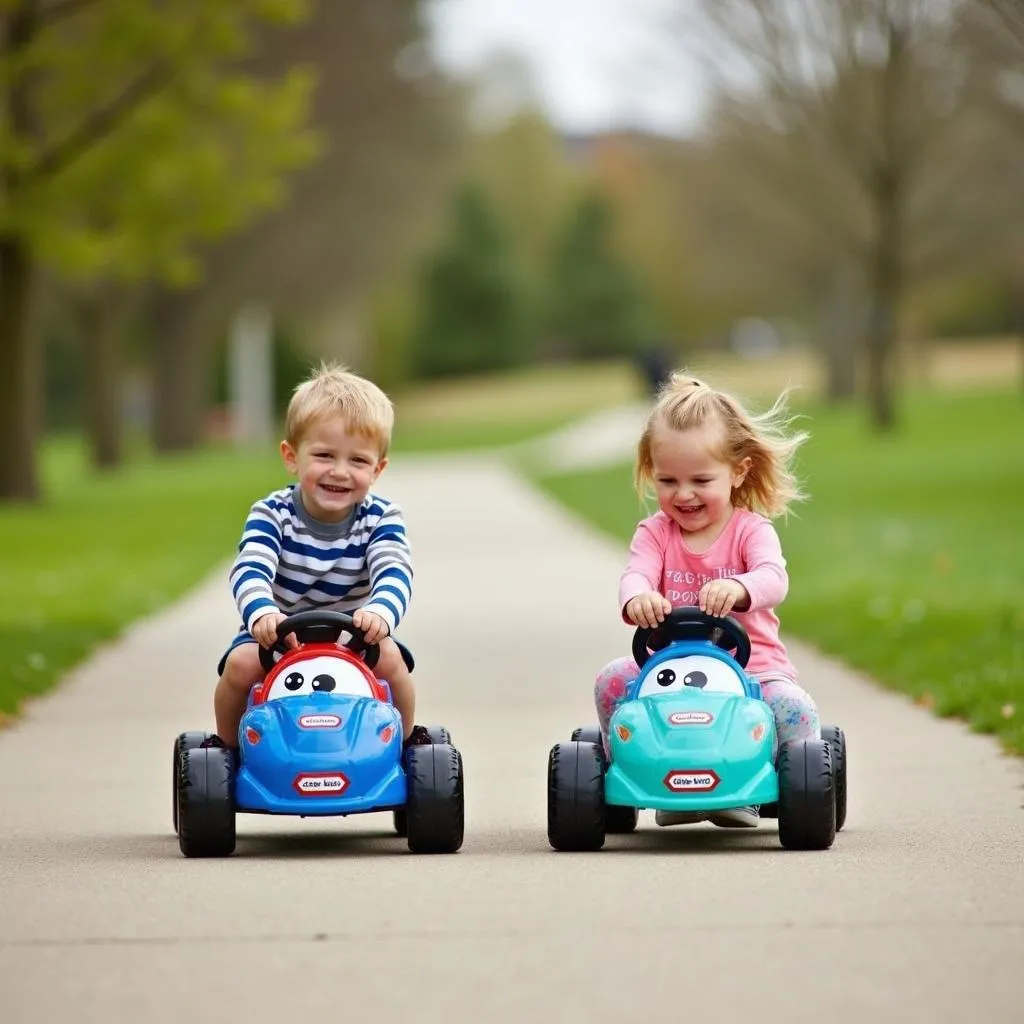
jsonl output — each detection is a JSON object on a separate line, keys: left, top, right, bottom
{"left": 257, "top": 610, "right": 381, "bottom": 672}
{"left": 631, "top": 606, "right": 751, "bottom": 669}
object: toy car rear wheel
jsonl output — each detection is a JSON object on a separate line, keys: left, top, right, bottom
{"left": 821, "top": 724, "right": 847, "bottom": 831}
{"left": 777, "top": 739, "right": 835, "bottom": 850}
{"left": 393, "top": 809, "right": 407, "bottom": 836}
{"left": 172, "top": 731, "right": 210, "bottom": 834}
{"left": 547, "top": 741, "right": 606, "bottom": 851}
{"left": 177, "top": 747, "right": 236, "bottom": 858}
{"left": 404, "top": 744, "right": 464, "bottom": 853}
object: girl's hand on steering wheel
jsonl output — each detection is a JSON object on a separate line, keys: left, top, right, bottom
{"left": 625, "top": 592, "right": 672, "bottom": 629}
{"left": 698, "top": 578, "right": 749, "bottom": 617}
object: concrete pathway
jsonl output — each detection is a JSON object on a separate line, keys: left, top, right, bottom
{"left": 1, "top": 453, "right": 1022, "bottom": 1024}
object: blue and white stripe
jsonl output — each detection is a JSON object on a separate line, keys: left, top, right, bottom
{"left": 230, "top": 486, "right": 413, "bottom": 635}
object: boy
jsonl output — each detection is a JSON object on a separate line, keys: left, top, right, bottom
{"left": 208, "top": 363, "right": 428, "bottom": 752}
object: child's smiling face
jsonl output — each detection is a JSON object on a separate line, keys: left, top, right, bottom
{"left": 650, "top": 419, "right": 750, "bottom": 540}
{"left": 280, "top": 416, "right": 387, "bottom": 522}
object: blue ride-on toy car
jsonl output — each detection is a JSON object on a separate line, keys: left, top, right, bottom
{"left": 547, "top": 607, "right": 846, "bottom": 851}
{"left": 173, "top": 611, "right": 464, "bottom": 857}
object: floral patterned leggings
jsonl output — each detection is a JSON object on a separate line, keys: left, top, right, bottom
{"left": 594, "top": 656, "right": 820, "bottom": 757}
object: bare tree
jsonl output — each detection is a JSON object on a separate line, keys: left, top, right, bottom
{"left": 683, "top": 0, "right": 974, "bottom": 428}
{"left": 962, "top": 0, "right": 1024, "bottom": 121}
{"left": 959, "top": 0, "right": 1024, "bottom": 389}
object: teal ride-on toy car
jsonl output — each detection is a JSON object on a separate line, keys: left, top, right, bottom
{"left": 547, "top": 607, "right": 847, "bottom": 851}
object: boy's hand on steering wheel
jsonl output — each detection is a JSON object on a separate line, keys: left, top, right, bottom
{"left": 625, "top": 592, "right": 673, "bottom": 629}
{"left": 251, "top": 611, "right": 295, "bottom": 649}
{"left": 352, "top": 608, "right": 389, "bottom": 645}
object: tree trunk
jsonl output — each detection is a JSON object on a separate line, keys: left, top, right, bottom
{"left": 817, "top": 268, "right": 859, "bottom": 404}
{"left": 0, "top": 235, "right": 40, "bottom": 501}
{"left": 82, "top": 289, "right": 125, "bottom": 470}
{"left": 864, "top": 181, "right": 902, "bottom": 431}
{"left": 150, "top": 325, "right": 211, "bottom": 452}
{"left": 864, "top": 281, "right": 897, "bottom": 431}
{"left": 0, "top": 9, "right": 41, "bottom": 501}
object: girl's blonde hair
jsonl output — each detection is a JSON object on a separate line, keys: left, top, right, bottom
{"left": 635, "top": 372, "right": 808, "bottom": 518}
{"left": 285, "top": 362, "right": 394, "bottom": 455}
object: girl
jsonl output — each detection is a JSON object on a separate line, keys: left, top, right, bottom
{"left": 594, "top": 372, "right": 819, "bottom": 829}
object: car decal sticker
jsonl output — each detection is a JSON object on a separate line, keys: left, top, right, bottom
{"left": 292, "top": 772, "right": 349, "bottom": 795}
{"left": 667, "top": 710, "right": 714, "bottom": 726}
{"left": 663, "top": 769, "right": 721, "bottom": 792}
{"left": 298, "top": 714, "right": 342, "bottom": 729}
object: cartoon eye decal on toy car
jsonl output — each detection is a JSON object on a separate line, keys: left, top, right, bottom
{"left": 636, "top": 655, "right": 746, "bottom": 698}
{"left": 263, "top": 655, "right": 375, "bottom": 702}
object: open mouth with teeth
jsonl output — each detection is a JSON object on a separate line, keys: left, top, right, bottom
{"left": 319, "top": 483, "right": 351, "bottom": 495}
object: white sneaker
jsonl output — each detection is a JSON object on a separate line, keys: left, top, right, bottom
{"left": 708, "top": 805, "right": 760, "bottom": 829}
{"left": 655, "top": 810, "right": 708, "bottom": 826}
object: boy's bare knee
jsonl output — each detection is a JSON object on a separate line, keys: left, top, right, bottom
{"left": 373, "top": 637, "right": 408, "bottom": 680}
{"left": 221, "top": 644, "right": 263, "bottom": 691}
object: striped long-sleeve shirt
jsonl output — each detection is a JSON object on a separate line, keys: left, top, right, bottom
{"left": 229, "top": 485, "right": 413, "bottom": 636}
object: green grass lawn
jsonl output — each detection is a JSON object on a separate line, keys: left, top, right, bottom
{"left": 0, "top": 438, "right": 286, "bottom": 719}
{"left": 532, "top": 388, "right": 1024, "bottom": 754}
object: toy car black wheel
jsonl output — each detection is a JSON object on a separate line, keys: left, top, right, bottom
{"left": 177, "top": 746, "right": 236, "bottom": 858}
{"left": 547, "top": 741, "right": 606, "bottom": 851}
{"left": 821, "top": 724, "right": 847, "bottom": 831}
{"left": 422, "top": 725, "right": 451, "bottom": 744}
{"left": 393, "top": 727, "right": 452, "bottom": 837}
{"left": 570, "top": 725, "right": 601, "bottom": 744}
{"left": 777, "top": 739, "right": 835, "bottom": 850}
{"left": 605, "top": 804, "right": 639, "bottom": 833}
{"left": 404, "top": 744, "right": 464, "bottom": 853}
{"left": 172, "top": 731, "right": 210, "bottom": 834}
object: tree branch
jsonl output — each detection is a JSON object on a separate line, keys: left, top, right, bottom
{"left": 978, "top": 0, "right": 1024, "bottom": 49}
{"left": 31, "top": 61, "right": 172, "bottom": 181}
{"left": 39, "top": 0, "right": 102, "bottom": 27}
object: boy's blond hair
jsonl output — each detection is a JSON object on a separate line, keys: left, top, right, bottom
{"left": 635, "top": 372, "right": 808, "bottom": 519}
{"left": 285, "top": 362, "right": 394, "bottom": 455}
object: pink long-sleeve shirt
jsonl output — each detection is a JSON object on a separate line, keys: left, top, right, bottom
{"left": 618, "top": 508, "right": 798, "bottom": 680}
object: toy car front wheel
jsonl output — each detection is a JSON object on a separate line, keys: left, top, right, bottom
{"left": 547, "top": 741, "right": 606, "bottom": 851}
{"left": 820, "top": 724, "right": 847, "bottom": 831}
{"left": 394, "top": 726, "right": 453, "bottom": 837}
{"left": 777, "top": 739, "right": 835, "bottom": 850}
{"left": 404, "top": 744, "right": 464, "bottom": 853}
{"left": 172, "top": 731, "right": 210, "bottom": 835}
{"left": 177, "top": 747, "right": 236, "bottom": 857}
{"left": 571, "top": 725, "right": 601, "bottom": 744}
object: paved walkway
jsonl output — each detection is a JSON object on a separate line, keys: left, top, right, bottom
{"left": 1, "top": 450, "right": 1022, "bottom": 1023}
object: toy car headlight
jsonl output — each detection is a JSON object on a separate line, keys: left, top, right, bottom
{"left": 611, "top": 706, "right": 641, "bottom": 742}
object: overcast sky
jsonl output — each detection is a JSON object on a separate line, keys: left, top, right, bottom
{"left": 424, "top": 0, "right": 709, "bottom": 136}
